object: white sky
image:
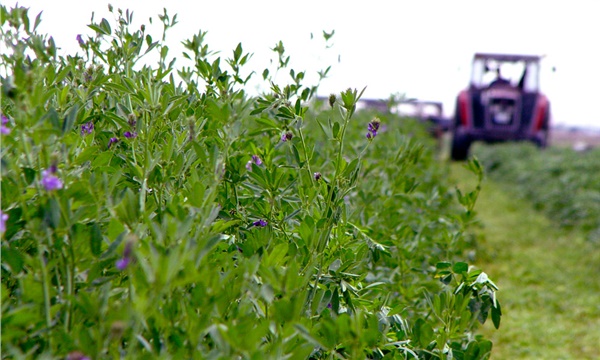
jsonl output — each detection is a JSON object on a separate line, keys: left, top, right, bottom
{"left": 8, "top": 0, "right": 600, "bottom": 129}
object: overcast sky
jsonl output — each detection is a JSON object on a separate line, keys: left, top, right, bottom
{"left": 9, "top": 0, "right": 600, "bottom": 128}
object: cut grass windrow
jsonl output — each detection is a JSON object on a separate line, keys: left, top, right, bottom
{"left": 451, "top": 162, "right": 600, "bottom": 360}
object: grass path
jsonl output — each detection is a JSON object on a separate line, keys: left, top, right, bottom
{"left": 450, "top": 163, "right": 600, "bottom": 359}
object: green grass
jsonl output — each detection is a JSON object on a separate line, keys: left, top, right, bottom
{"left": 451, "top": 161, "right": 600, "bottom": 360}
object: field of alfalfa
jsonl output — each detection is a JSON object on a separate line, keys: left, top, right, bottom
{"left": 2, "top": 4, "right": 599, "bottom": 360}
{"left": 1, "top": 5, "right": 501, "bottom": 359}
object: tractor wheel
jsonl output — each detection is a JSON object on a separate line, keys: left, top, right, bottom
{"left": 533, "top": 131, "right": 548, "bottom": 148}
{"left": 451, "top": 134, "right": 471, "bottom": 161}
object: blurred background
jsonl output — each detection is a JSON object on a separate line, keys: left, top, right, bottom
{"left": 13, "top": 0, "right": 600, "bottom": 130}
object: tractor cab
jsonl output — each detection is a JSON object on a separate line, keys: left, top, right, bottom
{"left": 450, "top": 53, "right": 550, "bottom": 160}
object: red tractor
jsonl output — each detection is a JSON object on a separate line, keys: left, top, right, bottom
{"left": 450, "top": 53, "right": 551, "bottom": 160}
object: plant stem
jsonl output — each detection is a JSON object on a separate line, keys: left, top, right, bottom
{"left": 334, "top": 107, "right": 351, "bottom": 179}
{"left": 38, "top": 242, "right": 52, "bottom": 346}
{"left": 297, "top": 127, "right": 313, "bottom": 178}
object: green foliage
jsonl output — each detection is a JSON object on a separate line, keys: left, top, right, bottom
{"left": 474, "top": 143, "right": 600, "bottom": 241}
{"left": 1, "top": 5, "right": 499, "bottom": 359}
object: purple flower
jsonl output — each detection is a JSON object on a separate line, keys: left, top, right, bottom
{"left": 1, "top": 114, "right": 11, "bottom": 135}
{"left": 366, "top": 118, "right": 381, "bottom": 139}
{"left": 115, "top": 257, "right": 130, "bottom": 271}
{"left": 123, "top": 131, "right": 137, "bottom": 139}
{"left": 314, "top": 172, "right": 322, "bottom": 181}
{"left": 108, "top": 137, "right": 119, "bottom": 149}
{"left": 252, "top": 219, "right": 268, "bottom": 227}
{"left": 80, "top": 122, "right": 94, "bottom": 136}
{"left": 76, "top": 34, "right": 84, "bottom": 46}
{"left": 127, "top": 115, "right": 136, "bottom": 128}
{"left": 246, "top": 155, "right": 263, "bottom": 171}
{"left": 0, "top": 210, "right": 8, "bottom": 233}
{"left": 368, "top": 123, "right": 379, "bottom": 133}
{"left": 40, "top": 168, "right": 63, "bottom": 191}
{"left": 281, "top": 131, "right": 293, "bottom": 142}
{"left": 116, "top": 239, "right": 134, "bottom": 271}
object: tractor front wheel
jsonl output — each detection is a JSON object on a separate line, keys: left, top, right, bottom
{"left": 451, "top": 133, "right": 471, "bottom": 161}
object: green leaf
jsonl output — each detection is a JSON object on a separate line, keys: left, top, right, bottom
{"left": 436, "top": 261, "right": 452, "bottom": 270}
{"left": 89, "top": 222, "right": 103, "bottom": 256}
{"left": 41, "top": 107, "right": 60, "bottom": 130}
{"left": 100, "top": 18, "right": 112, "bottom": 35}
{"left": 233, "top": 42, "right": 242, "bottom": 61}
{"left": 284, "top": 208, "right": 301, "bottom": 222}
{"left": 491, "top": 301, "right": 502, "bottom": 329}
{"left": 254, "top": 117, "right": 278, "bottom": 129}
{"left": 413, "top": 318, "right": 434, "bottom": 348}
{"left": 22, "top": 167, "right": 36, "bottom": 185}
{"left": 342, "top": 158, "right": 359, "bottom": 179}
{"left": 265, "top": 243, "right": 288, "bottom": 267}
{"left": 315, "top": 113, "right": 332, "bottom": 139}
{"left": 44, "top": 198, "right": 61, "bottom": 229}
{"left": 331, "top": 287, "right": 340, "bottom": 313}
{"left": 478, "top": 339, "right": 493, "bottom": 358}
{"left": 453, "top": 262, "right": 468, "bottom": 274}
{"left": 114, "top": 189, "right": 139, "bottom": 228}
{"left": 1, "top": 246, "right": 24, "bottom": 273}
{"left": 74, "top": 146, "right": 100, "bottom": 165}
{"left": 441, "top": 274, "right": 452, "bottom": 285}
{"left": 332, "top": 121, "right": 340, "bottom": 138}
{"left": 33, "top": 11, "right": 42, "bottom": 31}
{"left": 88, "top": 24, "right": 106, "bottom": 35}
{"left": 210, "top": 219, "right": 240, "bottom": 233}
{"left": 3, "top": 304, "right": 39, "bottom": 328}
{"left": 435, "top": 261, "right": 452, "bottom": 270}
{"left": 464, "top": 341, "right": 480, "bottom": 360}
{"left": 328, "top": 259, "right": 341, "bottom": 274}
{"left": 62, "top": 104, "right": 79, "bottom": 135}
{"left": 250, "top": 107, "right": 267, "bottom": 116}
{"left": 294, "top": 324, "right": 326, "bottom": 349}
{"left": 100, "top": 231, "right": 126, "bottom": 260}
{"left": 91, "top": 152, "right": 113, "bottom": 167}
{"left": 103, "top": 82, "right": 132, "bottom": 94}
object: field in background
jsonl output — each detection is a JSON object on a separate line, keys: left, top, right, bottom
{"left": 550, "top": 126, "right": 600, "bottom": 148}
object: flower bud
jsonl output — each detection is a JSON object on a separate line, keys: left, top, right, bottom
{"left": 328, "top": 94, "right": 336, "bottom": 108}
{"left": 110, "top": 321, "right": 126, "bottom": 338}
